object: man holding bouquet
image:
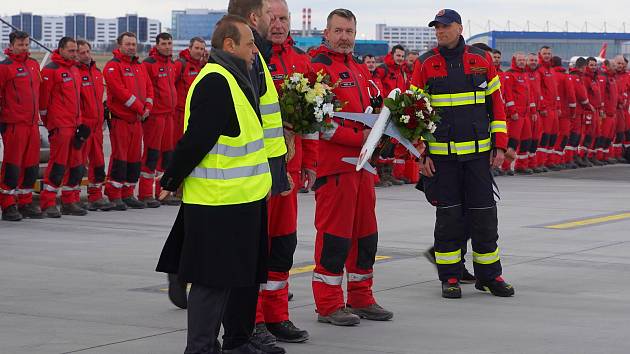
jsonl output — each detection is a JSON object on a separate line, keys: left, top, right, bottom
{"left": 411, "top": 9, "right": 515, "bottom": 299}
{"left": 309, "top": 8, "right": 393, "bottom": 326}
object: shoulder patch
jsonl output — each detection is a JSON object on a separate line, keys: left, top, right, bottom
{"left": 44, "top": 62, "right": 59, "bottom": 69}
{"left": 311, "top": 53, "right": 332, "bottom": 66}
{"left": 467, "top": 45, "right": 487, "bottom": 57}
{"left": 292, "top": 46, "right": 305, "bottom": 55}
{"left": 143, "top": 57, "right": 157, "bottom": 64}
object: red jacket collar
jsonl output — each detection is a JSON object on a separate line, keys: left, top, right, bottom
{"left": 149, "top": 47, "right": 171, "bottom": 63}
{"left": 76, "top": 60, "right": 96, "bottom": 70}
{"left": 383, "top": 53, "right": 402, "bottom": 70}
{"left": 552, "top": 66, "right": 566, "bottom": 73}
{"left": 179, "top": 48, "right": 201, "bottom": 66}
{"left": 538, "top": 54, "right": 552, "bottom": 68}
{"left": 510, "top": 57, "right": 526, "bottom": 73}
{"left": 112, "top": 48, "right": 139, "bottom": 64}
{"left": 4, "top": 47, "right": 30, "bottom": 63}
{"left": 272, "top": 36, "right": 295, "bottom": 55}
{"left": 51, "top": 50, "right": 75, "bottom": 68}
{"left": 312, "top": 44, "right": 353, "bottom": 62}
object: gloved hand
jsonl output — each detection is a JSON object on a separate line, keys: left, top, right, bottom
{"left": 72, "top": 124, "right": 91, "bottom": 149}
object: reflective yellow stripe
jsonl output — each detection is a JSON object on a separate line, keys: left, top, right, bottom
{"left": 435, "top": 249, "right": 462, "bottom": 265}
{"left": 490, "top": 120, "right": 507, "bottom": 134}
{"left": 428, "top": 138, "right": 493, "bottom": 155}
{"left": 409, "top": 84, "right": 424, "bottom": 94}
{"left": 259, "top": 53, "right": 287, "bottom": 158}
{"left": 485, "top": 75, "right": 501, "bottom": 95}
{"left": 473, "top": 248, "right": 500, "bottom": 265}
{"left": 430, "top": 91, "right": 486, "bottom": 107}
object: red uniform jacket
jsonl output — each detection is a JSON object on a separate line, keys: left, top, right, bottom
{"left": 310, "top": 45, "right": 372, "bottom": 177}
{"left": 375, "top": 53, "right": 408, "bottom": 96}
{"left": 269, "top": 36, "right": 318, "bottom": 174}
{"left": 0, "top": 48, "right": 41, "bottom": 125}
{"left": 551, "top": 67, "right": 577, "bottom": 119}
{"left": 143, "top": 47, "right": 177, "bottom": 115}
{"left": 583, "top": 67, "right": 603, "bottom": 124}
{"left": 537, "top": 57, "right": 560, "bottom": 111}
{"left": 103, "top": 49, "right": 154, "bottom": 123}
{"left": 503, "top": 59, "right": 536, "bottom": 118}
{"left": 525, "top": 66, "right": 544, "bottom": 115}
{"left": 174, "top": 49, "right": 203, "bottom": 113}
{"left": 567, "top": 69, "right": 591, "bottom": 116}
{"left": 597, "top": 68, "right": 619, "bottom": 118}
{"left": 76, "top": 60, "right": 105, "bottom": 123}
{"left": 39, "top": 50, "right": 81, "bottom": 129}
{"left": 367, "top": 69, "right": 385, "bottom": 98}
{"left": 614, "top": 69, "right": 630, "bottom": 111}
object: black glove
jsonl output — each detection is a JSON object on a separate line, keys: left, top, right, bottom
{"left": 0, "top": 122, "right": 6, "bottom": 134}
{"left": 72, "top": 124, "right": 91, "bottom": 149}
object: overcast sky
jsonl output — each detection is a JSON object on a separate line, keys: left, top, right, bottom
{"left": 4, "top": 0, "right": 630, "bottom": 38}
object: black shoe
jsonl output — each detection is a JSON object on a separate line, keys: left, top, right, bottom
{"left": 532, "top": 167, "right": 544, "bottom": 173}
{"left": 540, "top": 166, "right": 550, "bottom": 172}
{"left": 606, "top": 157, "right": 618, "bottom": 164}
{"left": 266, "top": 320, "right": 309, "bottom": 343}
{"left": 61, "top": 203, "right": 88, "bottom": 216}
{"left": 167, "top": 273, "right": 187, "bottom": 309}
{"left": 288, "top": 292, "right": 294, "bottom": 301}
{"left": 347, "top": 303, "right": 393, "bottom": 321}
{"left": 617, "top": 156, "right": 628, "bottom": 163}
{"left": 122, "top": 197, "right": 146, "bottom": 209}
{"left": 160, "top": 194, "right": 182, "bottom": 206}
{"left": 317, "top": 307, "right": 361, "bottom": 326}
{"left": 44, "top": 206, "right": 62, "bottom": 218}
{"left": 87, "top": 198, "right": 116, "bottom": 211}
{"left": 140, "top": 197, "right": 161, "bottom": 208}
{"left": 515, "top": 168, "right": 533, "bottom": 175}
{"left": 590, "top": 158, "right": 604, "bottom": 166}
{"left": 442, "top": 279, "right": 462, "bottom": 299}
{"left": 506, "top": 170, "right": 515, "bottom": 176}
{"left": 110, "top": 199, "right": 128, "bottom": 211}
{"left": 222, "top": 342, "right": 267, "bottom": 354}
{"left": 2, "top": 205, "right": 23, "bottom": 221}
{"left": 253, "top": 323, "right": 276, "bottom": 346}
{"left": 475, "top": 276, "right": 515, "bottom": 297}
{"left": 565, "top": 162, "right": 579, "bottom": 169}
{"left": 18, "top": 203, "right": 43, "bottom": 219}
{"left": 461, "top": 268, "right": 477, "bottom": 284}
{"left": 547, "top": 164, "right": 562, "bottom": 171}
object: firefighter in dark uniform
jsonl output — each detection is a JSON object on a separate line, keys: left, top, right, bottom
{"left": 411, "top": 9, "right": 515, "bottom": 299}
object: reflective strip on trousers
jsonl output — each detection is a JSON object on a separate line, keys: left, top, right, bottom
{"left": 16, "top": 189, "right": 34, "bottom": 194}
{"left": 43, "top": 184, "right": 58, "bottom": 192}
{"left": 264, "top": 127, "right": 284, "bottom": 139}
{"left": 145, "top": 98, "right": 154, "bottom": 105}
{"left": 505, "top": 101, "right": 515, "bottom": 107}
{"left": 568, "top": 103, "right": 577, "bottom": 108}
{"left": 140, "top": 172, "right": 155, "bottom": 179}
{"left": 312, "top": 272, "right": 343, "bottom": 286}
{"left": 60, "top": 186, "right": 75, "bottom": 192}
{"left": 347, "top": 272, "right": 373, "bottom": 282}
{"left": 473, "top": 248, "right": 500, "bottom": 265}
{"left": 124, "top": 95, "right": 137, "bottom": 108}
{"left": 435, "top": 249, "right": 462, "bottom": 265}
{"left": 260, "top": 102, "right": 281, "bottom": 115}
{"left": 189, "top": 162, "right": 270, "bottom": 180}
{"left": 0, "top": 188, "right": 16, "bottom": 195}
{"left": 88, "top": 183, "right": 103, "bottom": 188}
{"left": 208, "top": 139, "right": 265, "bottom": 158}
{"left": 109, "top": 180, "right": 123, "bottom": 188}
{"left": 260, "top": 280, "right": 288, "bottom": 291}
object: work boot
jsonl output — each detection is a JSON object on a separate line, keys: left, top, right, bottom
{"left": 618, "top": 156, "right": 628, "bottom": 163}
{"left": 288, "top": 292, "right": 294, "bottom": 301}
{"left": 18, "top": 203, "right": 43, "bottom": 219}
{"left": 167, "top": 273, "right": 187, "bottom": 309}
{"left": 266, "top": 320, "right": 309, "bottom": 343}
{"left": 442, "top": 278, "right": 462, "bottom": 299}
{"left": 253, "top": 323, "right": 276, "bottom": 346}
{"left": 122, "top": 196, "right": 146, "bottom": 209}
{"left": 140, "top": 197, "right": 161, "bottom": 208}
{"left": 461, "top": 268, "right": 476, "bottom": 284}
{"left": 540, "top": 166, "right": 550, "bottom": 172}
{"left": 375, "top": 180, "right": 389, "bottom": 188}
{"left": 515, "top": 168, "right": 533, "bottom": 175}
{"left": 224, "top": 341, "right": 281, "bottom": 354}
{"left": 582, "top": 157, "right": 594, "bottom": 167}
{"left": 547, "top": 164, "right": 562, "bottom": 171}
{"left": 110, "top": 199, "right": 128, "bottom": 211}
{"left": 532, "top": 167, "right": 544, "bottom": 173}
{"left": 87, "top": 198, "right": 116, "bottom": 211}
{"left": 2, "top": 205, "right": 23, "bottom": 221}
{"left": 589, "top": 157, "right": 604, "bottom": 166}
{"left": 382, "top": 174, "right": 404, "bottom": 186}
{"left": 44, "top": 205, "right": 62, "bottom": 218}
{"left": 160, "top": 194, "right": 181, "bottom": 206}
{"left": 475, "top": 276, "right": 515, "bottom": 297}
{"left": 317, "top": 307, "right": 360, "bottom": 326}
{"left": 347, "top": 303, "right": 393, "bottom": 321}
{"left": 606, "top": 157, "right": 618, "bottom": 164}
{"left": 61, "top": 203, "right": 88, "bottom": 216}
{"left": 565, "top": 161, "right": 578, "bottom": 169}
{"left": 505, "top": 170, "right": 515, "bottom": 176}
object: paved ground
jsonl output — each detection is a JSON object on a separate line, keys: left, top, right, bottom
{"left": 1, "top": 165, "right": 629, "bottom": 354}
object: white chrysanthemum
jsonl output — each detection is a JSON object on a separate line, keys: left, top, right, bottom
{"left": 416, "top": 110, "right": 424, "bottom": 119}
{"left": 322, "top": 103, "right": 334, "bottom": 117}
{"left": 400, "top": 115, "right": 411, "bottom": 124}
{"left": 314, "top": 108, "right": 324, "bottom": 122}
{"left": 290, "top": 74, "right": 302, "bottom": 83}
{"left": 427, "top": 121, "right": 437, "bottom": 133}
{"left": 314, "top": 95, "right": 324, "bottom": 106}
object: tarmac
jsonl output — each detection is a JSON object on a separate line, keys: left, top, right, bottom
{"left": 1, "top": 164, "right": 629, "bottom": 354}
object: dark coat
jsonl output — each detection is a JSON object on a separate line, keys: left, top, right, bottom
{"left": 156, "top": 50, "right": 268, "bottom": 287}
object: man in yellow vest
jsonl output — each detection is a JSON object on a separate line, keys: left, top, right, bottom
{"left": 156, "top": 15, "right": 278, "bottom": 354}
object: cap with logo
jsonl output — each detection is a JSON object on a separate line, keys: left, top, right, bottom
{"left": 428, "top": 9, "right": 462, "bottom": 27}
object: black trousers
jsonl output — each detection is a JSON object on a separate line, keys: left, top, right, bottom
{"left": 422, "top": 153, "right": 502, "bottom": 282}
{"left": 185, "top": 283, "right": 259, "bottom": 354}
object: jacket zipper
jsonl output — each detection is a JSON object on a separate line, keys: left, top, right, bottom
{"left": 278, "top": 52, "right": 288, "bottom": 76}
{"left": 89, "top": 66, "right": 100, "bottom": 120}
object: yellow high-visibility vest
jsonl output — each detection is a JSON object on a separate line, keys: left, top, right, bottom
{"left": 258, "top": 52, "right": 287, "bottom": 158}
{"left": 182, "top": 63, "right": 271, "bottom": 206}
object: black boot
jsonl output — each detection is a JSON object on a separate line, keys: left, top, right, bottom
{"left": 61, "top": 203, "right": 88, "bottom": 216}
{"left": 87, "top": 198, "right": 116, "bottom": 211}
{"left": 18, "top": 203, "right": 43, "bottom": 219}
{"left": 442, "top": 279, "right": 462, "bottom": 299}
{"left": 2, "top": 205, "right": 23, "bottom": 221}
{"left": 44, "top": 205, "right": 62, "bottom": 218}
{"left": 475, "top": 276, "right": 515, "bottom": 297}
{"left": 122, "top": 196, "right": 146, "bottom": 209}
{"left": 266, "top": 320, "right": 309, "bottom": 343}
{"left": 110, "top": 199, "right": 128, "bottom": 211}
{"left": 167, "top": 273, "right": 187, "bottom": 309}
{"left": 140, "top": 197, "right": 161, "bottom": 208}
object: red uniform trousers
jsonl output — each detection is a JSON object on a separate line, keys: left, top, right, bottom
{"left": 82, "top": 120, "right": 106, "bottom": 203}
{"left": 403, "top": 158, "right": 420, "bottom": 183}
{"left": 580, "top": 113, "right": 598, "bottom": 158}
{"left": 612, "top": 109, "right": 626, "bottom": 158}
{"left": 503, "top": 115, "right": 533, "bottom": 170}
{"left": 537, "top": 109, "right": 559, "bottom": 166}
{"left": 312, "top": 170, "right": 378, "bottom": 316}
{"left": 552, "top": 118, "right": 572, "bottom": 164}
{"left": 624, "top": 110, "right": 630, "bottom": 149}
{"left": 529, "top": 115, "right": 543, "bottom": 168}
{"left": 40, "top": 127, "right": 85, "bottom": 208}
{"left": 256, "top": 171, "right": 300, "bottom": 324}
{"left": 104, "top": 118, "right": 143, "bottom": 200}
{"left": 0, "top": 123, "right": 40, "bottom": 209}
{"left": 598, "top": 115, "right": 616, "bottom": 159}
{"left": 564, "top": 115, "right": 583, "bottom": 162}
{"left": 174, "top": 109, "right": 185, "bottom": 144}
{"left": 139, "top": 112, "right": 174, "bottom": 199}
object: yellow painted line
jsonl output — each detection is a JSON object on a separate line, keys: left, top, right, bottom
{"left": 544, "top": 212, "right": 630, "bottom": 230}
{"left": 158, "top": 256, "right": 393, "bottom": 292}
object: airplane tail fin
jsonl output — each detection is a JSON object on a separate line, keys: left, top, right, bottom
{"left": 598, "top": 43, "right": 608, "bottom": 59}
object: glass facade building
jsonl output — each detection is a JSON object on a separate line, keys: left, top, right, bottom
{"left": 171, "top": 9, "right": 226, "bottom": 40}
